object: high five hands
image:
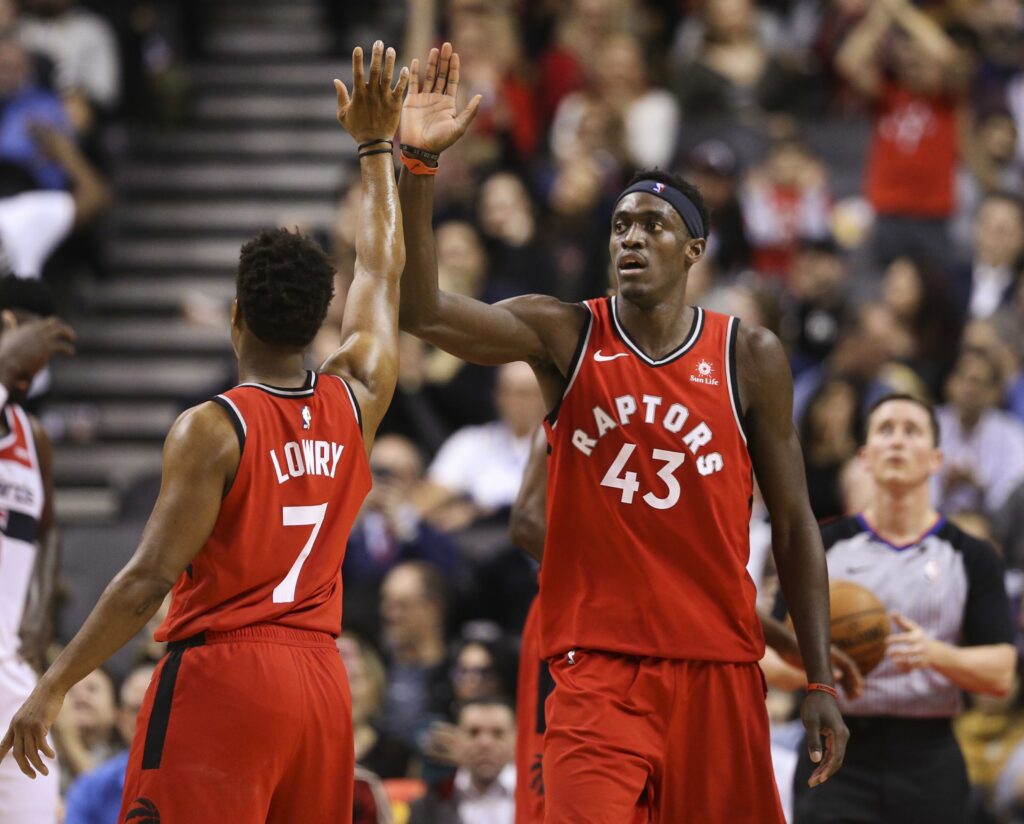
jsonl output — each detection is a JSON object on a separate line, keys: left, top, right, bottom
{"left": 401, "top": 42, "right": 482, "bottom": 155}
{"left": 334, "top": 40, "right": 410, "bottom": 145}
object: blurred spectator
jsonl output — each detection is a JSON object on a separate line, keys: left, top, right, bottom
{"left": 685, "top": 139, "right": 750, "bottom": 276}
{"left": 949, "top": 192, "right": 1024, "bottom": 322}
{"left": 779, "top": 237, "right": 849, "bottom": 377}
{"left": 378, "top": 562, "right": 453, "bottom": 749}
{"left": 450, "top": 634, "right": 516, "bottom": 708}
{"left": 0, "top": 33, "right": 70, "bottom": 190}
{"left": 19, "top": 0, "right": 120, "bottom": 135}
{"left": 337, "top": 634, "right": 415, "bottom": 780}
{"left": 552, "top": 32, "right": 680, "bottom": 169}
{"left": 426, "top": 362, "right": 544, "bottom": 531}
{"left": 740, "top": 140, "right": 832, "bottom": 278}
{"left": 954, "top": 110, "right": 1022, "bottom": 255}
{"left": 408, "top": 698, "right": 516, "bottom": 824}
{"left": 799, "top": 377, "right": 860, "bottom": 520}
{"left": 63, "top": 664, "right": 154, "bottom": 824}
{"left": 53, "top": 667, "right": 122, "bottom": 785}
{"left": 836, "top": 0, "right": 964, "bottom": 265}
{"left": 476, "top": 171, "right": 555, "bottom": 297}
{"left": 672, "top": 0, "right": 800, "bottom": 121}
{"left": 880, "top": 254, "right": 961, "bottom": 393}
{"left": 935, "top": 347, "right": 1024, "bottom": 517}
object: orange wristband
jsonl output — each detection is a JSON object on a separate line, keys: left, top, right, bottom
{"left": 806, "top": 682, "right": 838, "bottom": 699}
{"left": 400, "top": 151, "right": 438, "bottom": 176}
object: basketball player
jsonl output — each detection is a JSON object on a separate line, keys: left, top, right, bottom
{"left": 792, "top": 394, "right": 1016, "bottom": 824}
{"left": 398, "top": 43, "right": 847, "bottom": 822}
{"left": 1, "top": 41, "right": 410, "bottom": 824}
{"left": 0, "top": 278, "right": 72, "bottom": 824}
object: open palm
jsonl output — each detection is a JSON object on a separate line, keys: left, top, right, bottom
{"left": 401, "top": 42, "right": 482, "bottom": 155}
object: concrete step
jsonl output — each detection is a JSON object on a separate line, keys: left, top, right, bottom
{"left": 76, "top": 319, "right": 231, "bottom": 355}
{"left": 115, "top": 162, "right": 345, "bottom": 196}
{"left": 46, "top": 401, "right": 181, "bottom": 441}
{"left": 114, "top": 199, "right": 336, "bottom": 233}
{"left": 129, "top": 127, "right": 351, "bottom": 161}
{"left": 193, "top": 92, "right": 338, "bottom": 123}
{"left": 206, "top": 4, "right": 323, "bottom": 27}
{"left": 84, "top": 275, "right": 236, "bottom": 314}
{"left": 52, "top": 357, "right": 231, "bottom": 400}
{"left": 189, "top": 62, "right": 349, "bottom": 91}
{"left": 204, "top": 27, "right": 333, "bottom": 57}
{"left": 54, "top": 487, "right": 120, "bottom": 524}
{"left": 107, "top": 236, "right": 247, "bottom": 270}
{"left": 53, "top": 443, "right": 165, "bottom": 487}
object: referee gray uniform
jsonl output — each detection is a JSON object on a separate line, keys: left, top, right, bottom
{"left": 793, "top": 515, "right": 1014, "bottom": 824}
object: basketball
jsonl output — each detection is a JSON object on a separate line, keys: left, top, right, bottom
{"left": 829, "top": 580, "right": 891, "bottom": 675}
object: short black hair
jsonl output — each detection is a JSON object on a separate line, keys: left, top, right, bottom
{"left": 236, "top": 228, "right": 335, "bottom": 348}
{"left": 457, "top": 695, "right": 516, "bottom": 724}
{"left": 0, "top": 275, "right": 57, "bottom": 317}
{"left": 625, "top": 169, "right": 710, "bottom": 240}
{"left": 862, "top": 393, "right": 940, "bottom": 446}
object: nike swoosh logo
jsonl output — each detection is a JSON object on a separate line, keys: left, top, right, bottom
{"left": 594, "top": 350, "right": 628, "bottom": 362}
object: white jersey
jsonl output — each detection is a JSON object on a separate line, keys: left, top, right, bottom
{"left": 0, "top": 404, "right": 44, "bottom": 666}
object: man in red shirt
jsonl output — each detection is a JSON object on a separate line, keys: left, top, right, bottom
{"left": 1, "top": 41, "right": 410, "bottom": 824}
{"left": 399, "top": 42, "right": 848, "bottom": 822}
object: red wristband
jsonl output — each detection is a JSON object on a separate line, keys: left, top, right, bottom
{"left": 400, "top": 151, "right": 438, "bottom": 176}
{"left": 806, "top": 682, "right": 838, "bottom": 699}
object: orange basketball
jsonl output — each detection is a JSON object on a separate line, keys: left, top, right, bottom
{"left": 829, "top": 580, "right": 890, "bottom": 675}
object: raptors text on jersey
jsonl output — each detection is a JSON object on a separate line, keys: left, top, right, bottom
{"left": 158, "top": 371, "right": 371, "bottom": 641}
{"left": 541, "top": 297, "right": 764, "bottom": 662}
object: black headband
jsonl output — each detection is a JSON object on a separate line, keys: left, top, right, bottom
{"left": 615, "top": 180, "right": 706, "bottom": 240}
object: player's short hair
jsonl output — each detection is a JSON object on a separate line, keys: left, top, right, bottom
{"left": 625, "top": 169, "right": 710, "bottom": 242}
{"left": 235, "top": 228, "right": 335, "bottom": 348}
{"left": 862, "top": 393, "right": 940, "bottom": 446}
{"left": 0, "top": 275, "right": 56, "bottom": 317}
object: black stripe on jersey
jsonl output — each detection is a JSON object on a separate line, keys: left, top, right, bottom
{"left": 1, "top": 509, "right": 37, "bottom": 543}
{"left": 211, "top": 397, "right": 245, "bottom": 454}
{"left": 610, "top": 298, "right": 704, "bottom": 367}
{"left": 545, "top": 306, "right": 593, "bottom": 427}
{"left": 339, "top": 377, "right": 364, "bottom": 434}
{"left": 237, "top": 370, "right": 317, "bottom": 398}
{"left": 726, "top": 317, "right": 750, "bottom": 444}
{"left": 819, "top": 515, "right": 864, "bottom": 552}
{"left": 142, "top": 633, "right": 205, "bottom": 770}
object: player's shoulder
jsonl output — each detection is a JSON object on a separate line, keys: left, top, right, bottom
{"left": 169, "top": 401, "right": 240, "bottom": 454}
{"left": 735, "top": 322, "right": 784, "bottom": 361}
{"left": 819, "top": 514, "right": 867, "bottom": 552}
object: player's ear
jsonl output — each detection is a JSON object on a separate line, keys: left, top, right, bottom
{"left": 685, "top": 238, "right": 706, "bottom": 265}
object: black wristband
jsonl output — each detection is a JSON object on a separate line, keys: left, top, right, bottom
{"left": 400, "top": 144, "right": 440, "bottom": 164}
{"left": 359, "top": 147, "right": 394, "bottom": 159}
{"left": 358, "top": 139, "right": 393, "bottom": 150}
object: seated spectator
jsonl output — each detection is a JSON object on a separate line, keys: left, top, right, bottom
{"left": 337, "top": 633, "right": 414, "bottom": 780}
{"left": 408, "top": 698, "right": 516, "bottom": 824}
{"left": 18, "top": 0, "right": 121, "bottom": 136}
{"left": 426, "top": 362, "right": 544, "bottom": 531}
{"left": 378, "top": 562, "right": 453, "bottom": 750}
{"left": 450, "top": 633, "right": 517, "bottom": 709}
{"left": 0, "top": 33, "right": 70, "bottom": 189}
{"left": 935, "top": 347, "right": 1024, "bottom": 516}
{"left": 949, "top": 192, "right": 1024, "bottom": 322}
{"left": 799, "top": 377, "right": 860, "bottom": 521}
{"left": 672, "top": 0, "right": 800, "bottom": 121}
{"left": 53, "top": 667, "right": 121, "bottom": 785}
{"left": 63, "top": 664, "right": 154, "bottom": 824}
{"left": 740, "top": 140, "right": 832, "bottom": 278}
{"left": 836, "top": 0, "right": 965, "bottom": 266}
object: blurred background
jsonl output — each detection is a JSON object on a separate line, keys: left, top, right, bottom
{"left": 12, "top": 0, "right": 1024, "bottom": 821}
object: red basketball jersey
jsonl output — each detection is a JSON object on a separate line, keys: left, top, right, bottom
{"left": 540, "top": 297, "right": 763, "bottom": 662}
{"left": 157, "top": 371, "right": 371, "bottom": 642}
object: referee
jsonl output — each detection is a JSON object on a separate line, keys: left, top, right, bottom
{"left": 793, "top": 394, "right": 1017, "bottom": 824}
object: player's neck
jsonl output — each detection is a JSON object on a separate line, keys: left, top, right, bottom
{"left": 615, "top": 292, "right": 694, "bottom": 360}
{"left": 236, "top": 340, "right": 308, "bottom": 389}
{"left": 862, "top": 485, "right": 938, "bottom": 546}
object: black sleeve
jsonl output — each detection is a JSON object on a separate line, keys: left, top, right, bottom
{"left": 959, "top": 532, "right": 1016, "bottom": 647}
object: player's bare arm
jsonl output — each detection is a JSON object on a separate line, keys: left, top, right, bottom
{"left": 397, "top": 43, "right": 584, "bottom": 411}
{"left": 319, "top": 41, "right": 409, "bottom": 451}
{"left": 0, "top": 402, "right": 238, "bottom": 778}
{"left": 508, "top": 427, "right": 549, "bottom": 563}
{"left": 737, "top": 323, "right": 849, "bottom": 787}
{"left": 17, "top": 419, "right": 59, "bottom": 673}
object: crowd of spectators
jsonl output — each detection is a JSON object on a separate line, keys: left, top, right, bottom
{"left": 24, "top": 0, "right": 1024, "bottom": 822}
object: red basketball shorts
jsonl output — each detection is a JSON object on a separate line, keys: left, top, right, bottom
{"left": 119, "top": 624, "right": 353, "bottom": 824}
{"left": 516, "top": 598, "right": 553, "bottom": 824}
{"left": 543, "top": 650, "right": 785, "bottom": 824}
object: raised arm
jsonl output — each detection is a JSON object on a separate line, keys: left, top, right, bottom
{"left": 320, "top": 42, "right": 409, "bottom": 450}
{"left": 835, "top": 1, "right": 891, "bottom": 97}
{"left": 0, "top": 403, "right": 237, "bottom": 778}
{"left": 398, "top": 44, "right": 583, "bottom": 389}
{"left": 738, "top": 325, "right": 848, "bottom": 787}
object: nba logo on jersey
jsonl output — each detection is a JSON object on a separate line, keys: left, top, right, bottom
{"left": 652, "top": 182, "right": 665, "bottom": 193}
{"left": 302, "top": 406, "right": 312, "bottom": 430}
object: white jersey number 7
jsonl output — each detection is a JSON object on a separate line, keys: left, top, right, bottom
{"left": 272, "top": 503, "right": 328, "bottom": 603}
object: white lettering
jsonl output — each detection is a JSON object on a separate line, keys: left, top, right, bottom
{"left": 302, "top": 440, "right": 317, "bottom": 474}
{"left": 330, "top": 443, "right": 345, "bottom": 478}
{"left": 697, "top": 453, "right": 724, "bottom": 476}
{"left": 270, "top": 449, "right": 289, "bottom": 484}
{"left": 285, "top": 442, "right": 304, "bottom": 477}
{"left": 641, "top": 394, "right": 662, "bottom": 423}
{"left": 663, "top": 403, "right": 690, "bottom": 434}
{"left": 683, "top": 422, "right": 713, "bottom": 454}
{"left": 593, "top": 405, "right": 618, "bottom": 438}
{"left": 572, "top": 429, "right": 597, "bottom": 456}
{"left": 315, "top": 441, "right": 330, "bottom": 476}
{"left": 614, "top": 394, "right": 637, "bottom": 425}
